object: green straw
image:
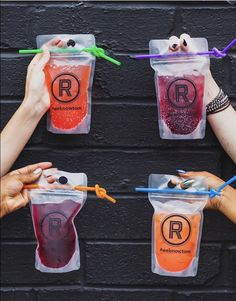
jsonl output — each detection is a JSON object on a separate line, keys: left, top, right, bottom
{"left": 18, "top": 45, "right": 121, "bottom": 66}
{"left": 19, "top": 49, "right": 43, "bottom": 54}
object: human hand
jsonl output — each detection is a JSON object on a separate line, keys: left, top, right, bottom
{"left": 168, "top": 33, "right": 221, "bottom": 105}
{"left": 22, "top": 38, "right": 65, "bottom": 117}
{"left": 177, "top": 170, "right": 236, "bottom": 224}
{"left": 0, "top": 162, "right": 52, "bottom": 218}
{"left": 22, "top": 45, "right": 50, "bottom": 117}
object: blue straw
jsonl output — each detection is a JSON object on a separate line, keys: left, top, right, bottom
{"left": 135, "top": 175, "right": 236, "bottom": 198}
{"left": 215, "top": 175, "right": 236, "bottom": 192}
{"left": 135, "top": 187, "right": 211, "bottom": 196}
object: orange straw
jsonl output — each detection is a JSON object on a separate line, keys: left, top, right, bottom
{"left": 23, "top": 184, "right": 116, "bottom": 204}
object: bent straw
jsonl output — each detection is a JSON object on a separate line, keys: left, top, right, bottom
{"left": 135, "top": 37, "right": 236, "bottom": 60}
{"left": 23, "top": 184, "right": 116, "bottom": 204}
{"left": 135, "top": 175, "right": 236, "bottom": 198}
{"left": 19, "top": 46, "right": 121, "bottom": 66}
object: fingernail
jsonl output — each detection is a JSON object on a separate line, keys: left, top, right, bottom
{"left": 33, "top": 168, "right": 42, "bottom": 175}
{"left": 176, "top": 169, "right": 186, "bottom": 174}
{"left": 180, "top": 179, "right": 194, "bottom": 190}
{"left": 172, "top": 43, "right": 178, "bottom": 49}
{"left": 168, "top": 179, "right": 177, "bottom": 188}
{"left": 183, "top": 39, "right": 187, "bottom": 46}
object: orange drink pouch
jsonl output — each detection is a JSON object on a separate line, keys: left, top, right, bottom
{"left": 37, "top": 34, "right": 95, "bottom": 134}
{"left": 148, "top": 174, "right": 208, "bottom": 277}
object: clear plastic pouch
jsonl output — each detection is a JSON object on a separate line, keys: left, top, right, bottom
{"left": 148, "top": 174, "right": 208, "bottom": 277}
{"left": 30, "top": 170, "right": 87, "bottom": 273}
{"left": 37, "top": 34, "right": 95, "bottom": 134}
{"left": 150, "top": 38, "right": 210, "bottom": 139}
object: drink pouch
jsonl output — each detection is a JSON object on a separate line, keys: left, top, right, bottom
{"left": 29, "top": 170, "right": 87, "bottom": 273}
{"left": 37, "top": 34, "right": 95, "bottom": 134}
{"left": 150, "top": 38, "right": 210, "bottom": 139}
{"left": 148, "top": 174, "right": 208, "bottom": 277}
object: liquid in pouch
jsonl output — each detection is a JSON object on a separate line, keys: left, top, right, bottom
{"left": 150, "top": 37, "right": 210, "bottom": 139}
{"left": 30, "top": 170, "right": 87, "bottom": 273}
{"left": 31, "top": 198, "right": 82, "bottom": 269}
{"left": 37, "top": 34, "right": 95, "bottom": 134}
{"left": 149, "top": 174, "right": 208, "bottom": 277}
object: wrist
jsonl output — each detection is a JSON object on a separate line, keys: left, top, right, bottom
{"left": 205, "top": 79, "right": 220, "bottom": 105}
{"left": 21, "top": 99, "right": 47, "bottom": 120}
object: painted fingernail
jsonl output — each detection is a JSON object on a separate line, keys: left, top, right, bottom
{"left": 180, "top": 34, "right": 191, "bottom": 51}
{"left": 169, "top": 36, "right": 180, "bottom": 52}
{"left": 176, "top": 169, "right": 186, "bottom": 174}
{"left": 33, "top": 168, "right": 42, "bottom": 175}
{"left": 180, "top": 179, "right": 194, "bottom": 190}
{"left": 168, "top": 179, "right": 178, "bottom": 188}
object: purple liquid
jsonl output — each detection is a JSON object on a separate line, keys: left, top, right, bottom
{"left": 157, "top": 75, "right": 205, "bottom": 135}
{"left": 31, "top": 199, "right": 81, "bottom": 268}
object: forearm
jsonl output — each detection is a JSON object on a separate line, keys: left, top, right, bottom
{"left": 207, "top": 106, "right": 236, "bottom": 163}
{"left": 205, "top": 73, "right": 236, "bottom": 163}
{"left": 218, "top": 185, "right": 236, "bottom": 224}
{"left": 0, "top": 102, "right": 43, "bottom": 176}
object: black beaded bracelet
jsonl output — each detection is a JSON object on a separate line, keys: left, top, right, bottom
{"left": 206, "top": 89, "right": 230, "bottom": 115}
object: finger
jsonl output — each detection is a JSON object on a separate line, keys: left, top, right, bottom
{"left": 43, "top": 167, "right": 58, "bottom": 183}
{"left": 45, "top": 37, "right": 61, "bottom": 47}
{"left": 10, "top": 162, "right": 52, "bottom": 175}
{"left": 25, "top": 52, "right": 44, "bottom": 98}
{"left": 27, "top": 53, "right": 44, "bottom": 77}
{"left": 168, "top": 36, "right": 180, "bottom": 52}
{"left": 177, "top": 171, "right": 224, "bottom": 189}
{"left": 46, "top": 176, "right": 56, "bottom": 184}
{"left": 35, "top": 45, "right": 50, "bottom": 70}
{"left": 57, "top": 39, "right": 68, "bottom": 48}
{"left": 17, "top": 168, "right": 42, "bottom": 184}
{"left": 43, "top": 168, "right": 58, "bottom": 178}
{"left": 180, "top": 33, "right": 192, "bottom": 52}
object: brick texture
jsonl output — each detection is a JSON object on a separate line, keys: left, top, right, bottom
{"left": 1, "top": 1, "right": 236, "bottom": 301}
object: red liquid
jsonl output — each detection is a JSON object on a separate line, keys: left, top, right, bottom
{"left": 157, "top": 75, "right": 204, "bottom": 135}
{"left": 44, "top": 61, "right": 91, "bottom": 131}
{"left": 31, "top": 199, "right": 81, "bottom": 268}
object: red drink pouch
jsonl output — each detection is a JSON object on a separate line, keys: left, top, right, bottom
{"left": 37, "top": 34, "right": 95, "bottom": 134}
{"left": 148, "top": 174, "right": 208, "bottom": 277}
{"left": 150, "top": 38, "right": 210, "bottom": 139}
{"left": 30, "top": 170, "right": 87, "bottom": 273}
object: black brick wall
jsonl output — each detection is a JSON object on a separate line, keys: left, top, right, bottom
{"left": 1, "top": 1, "right": 236, "bottom": 300}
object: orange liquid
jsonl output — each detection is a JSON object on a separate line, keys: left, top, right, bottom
{"left": 45, "top": 61, "right": 91, "bottom": 131}
{"left": 154, "top": 212, "right": 201, "bottom": 272}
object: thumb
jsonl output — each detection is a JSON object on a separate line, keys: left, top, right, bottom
{"left": 36, "top": 45, "right": 50, "bottom": 70}
{"left": 17, "top": 168, "right": 42, "bottom": 185}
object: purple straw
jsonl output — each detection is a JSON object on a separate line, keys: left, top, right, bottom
{"left": 135, "top": 37, "right": 236, "bottom": 60}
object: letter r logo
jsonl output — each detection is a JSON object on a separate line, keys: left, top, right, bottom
{"left": 167, "top": 78, "right": 197, "bottom": 108}
{"left": 175, "top": 84, "right": 189, "bottom": 103}
{"left": 51, "top": 73, "right": 80, "bottom": 103}
{"left": 59, "top": 79, "right": 72, "bottom": 97}
{"left": 161, "top": 215, "right": 191, "bottom": 246}
{"left": 169, "top": 221, "right": 183, "bottom": 239}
